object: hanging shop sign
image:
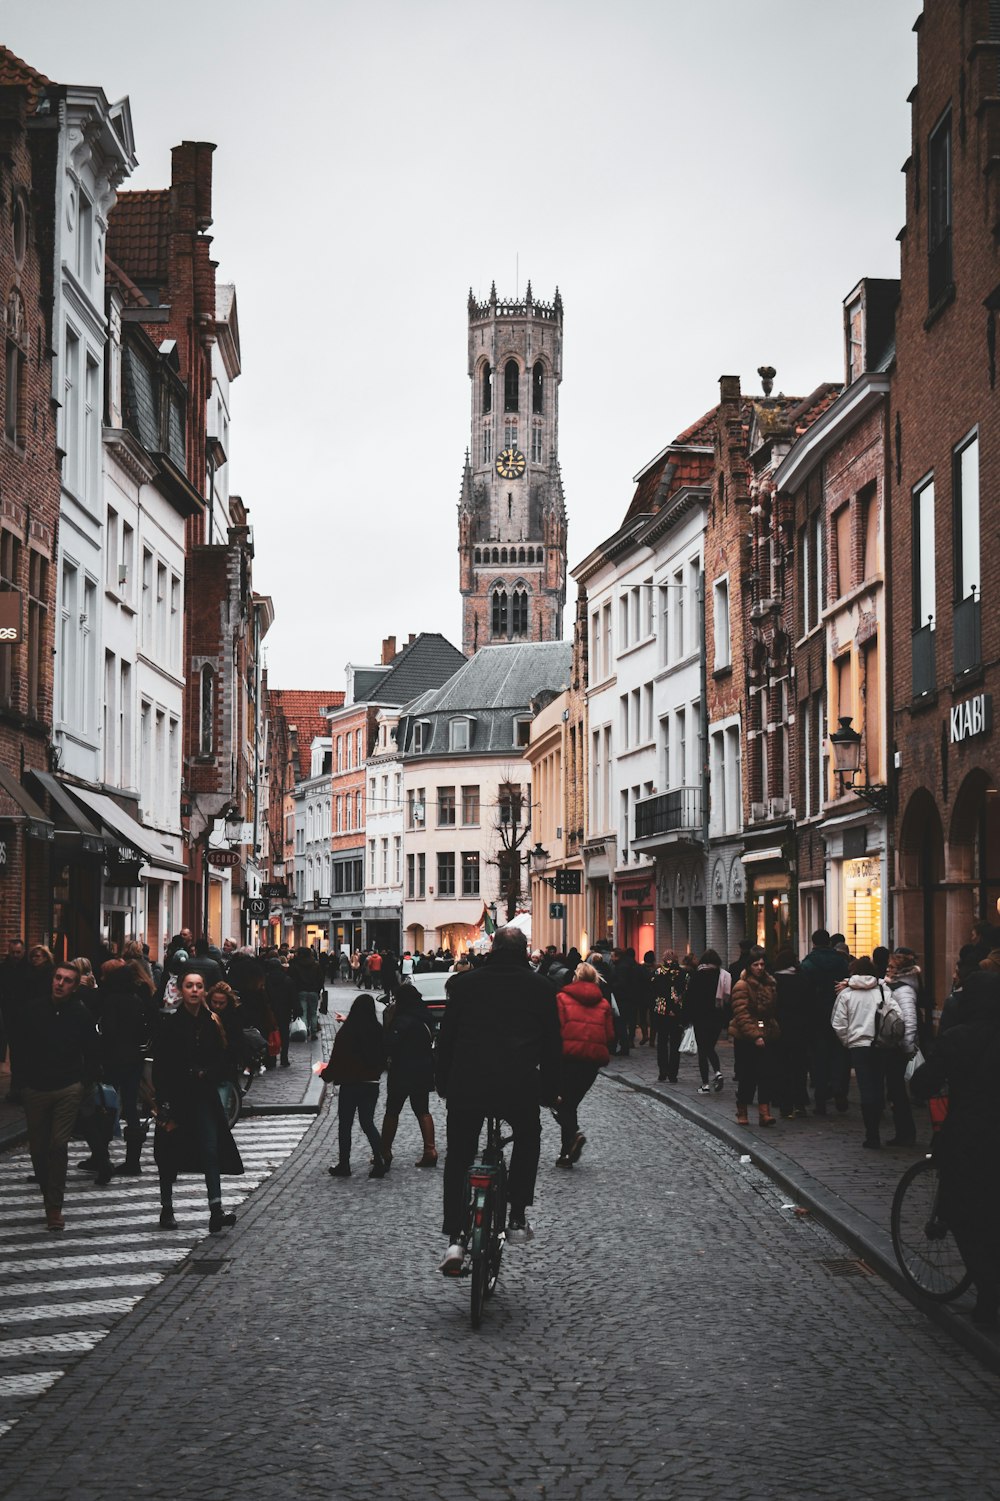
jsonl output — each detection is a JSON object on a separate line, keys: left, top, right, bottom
{"left": 106, "top": 842, "right": 143, "bottom": 884}
{"left": 244, "top": 897, "right": 268, "bottom": 919}
{"left": 262, "top": 881, "right": 287, "bottom": 898}
{"left": 207, "top": 848, "right": 241, "bottom": 868}
{"left": 0, "top": 590, "right": 22, "bottom": 643}
{"left": 950, "top": 692, "right": 992, "bottom": 746}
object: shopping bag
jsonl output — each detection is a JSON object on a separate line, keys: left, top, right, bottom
{"left": 289, "top": 1016, "right": 307, "bottom": 1041}
{"left": 679, "top": 1025, "right": 697, "bottom": 1054}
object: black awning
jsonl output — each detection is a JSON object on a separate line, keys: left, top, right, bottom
{"left": 28, "top": 770, "right": 107, "bottom": 854}
{"left": 0, "top": 766, "right": 54, "bottom": 841}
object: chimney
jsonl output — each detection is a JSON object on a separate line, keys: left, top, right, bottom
{"left": 381, "top": 636, "right": 397, "bottom": 665}
{"left": 171, "top": 140, "right": 215, "bottom": 233}
{"left": 719, "top": 375, "right": 741, "bottom": 405}
{"left": 408, "top": 633, "right": 416, "bottom": 645}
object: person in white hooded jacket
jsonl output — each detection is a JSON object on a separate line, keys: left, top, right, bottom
{"left": 881, "top": 948, "right": 919, "bottom": 1146}
{"left": 831, "top": 957, "right": 887, "bottom": 1149}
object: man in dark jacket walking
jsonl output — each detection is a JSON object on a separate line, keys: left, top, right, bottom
{"left": 801, "top": 928, "right": 850, "bottom": 1114}
{"left": 435, "top": 926, "right": 561, "bottom": 1272}
{"left": 15, "top": 962, "right": 100, "bottom": 1231}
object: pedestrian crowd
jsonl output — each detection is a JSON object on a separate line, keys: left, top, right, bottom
{"left": 4, "top": 915, "right": 1000, "bottom": 1325}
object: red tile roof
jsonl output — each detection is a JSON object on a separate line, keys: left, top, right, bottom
{"left": 105, "top": 256, "right": 151, "bottom": 309}
{"left": 107, "top": 190, "right": 171, "bottom": 289}
{"left": 623, "top": 406, "right": 718, "bottom": 524}
{"left": 0, "top": 46, "right": 50, "bottom": 105}
{"left": 268, "top": 690, "right": 343, "bottom": 782}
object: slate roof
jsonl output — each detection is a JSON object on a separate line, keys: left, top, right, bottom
{"left": 399, "top": 640, "right": 572, "bottom": 761}
{"left": 268, "top": 690, "right": 344, "bottom": 781}
{"left": 107, "top": 190, "right": 171, "bottom": 291}
{"left": 367, "top": 633, "right": 466, "bottom": 706}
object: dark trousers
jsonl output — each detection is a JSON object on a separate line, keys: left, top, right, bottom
{"left": 555, "top": 1059, "right": 599, "bottom": 1154}
{"left": 442, "top": 1104, "right": 541, "bottom": 1239}
{"left": 338, "top": 1081, "right": 382, "bottom": 1165}
{"left": 734, "top": 1039, "right": 775, "bottom": 1107}
{"left": 656, "top": 1021, "right": 682, "bottom": 1081}
{"left": 881, "top": 1051, "right": 916, "bottom": 1142}
{"left": 810, "top": 1023, "right": 850, "bottom": 1105}
{"left": 694, "top": 1015, "right": 721, "bottom": 1084}
{"left": 22, "top": 1081, "right": 85, "bottom": 1210}
{"left": 775, "top": 1039, "right": 810, "bottom": 1114}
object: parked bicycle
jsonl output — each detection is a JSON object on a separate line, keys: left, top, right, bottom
{"left": 220, "top": 1028, "right": 270, "bottom": 1128}
{"left": 890, "top": 1096, "right": 971, "bottom": 1302}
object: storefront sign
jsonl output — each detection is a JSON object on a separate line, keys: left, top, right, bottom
{"left": 244, "top": 897, "right": 267, "bottom": 919}
{"left": 950, "top": 692, "right": 992, "bottom": 745}
{"left": 106, "top": 842, "right": 143, "bottom": 885}
{"left": 262, "top": 881, "right": 287, "bottom": 898}
{"left": 619, "top": 884, "right": 653, "bottom": 906}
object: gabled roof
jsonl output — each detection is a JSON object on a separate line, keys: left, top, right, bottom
{"left": 622, "top": 407, "right": 717, "bottom": 525}
{"left": 268, "top": 689, "right": 344, "bottom": 781}
{"left": 367, "top": 633, "right": 466, "bottom": 706}
{"left": 106, "top": 255, "right": 151, "bottom": 310}
{"left": 108, "top": 190, "right": 171, "bottom": 291}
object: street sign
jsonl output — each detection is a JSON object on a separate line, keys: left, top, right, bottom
{"left": 555, "top": 869, "right": 581, "bottom": 895}
{"left": 549, "top": 902, "right": 566, "bottom": 919}
{"left": 207, "top": 848, "right": 240, "bottom": 868}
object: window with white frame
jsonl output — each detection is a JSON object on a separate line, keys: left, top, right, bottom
{"left": 713, "top": 576, "right": 731, "bottom": 670}
{"left": 449, "top": 718, "right": 470, "bottom": 752}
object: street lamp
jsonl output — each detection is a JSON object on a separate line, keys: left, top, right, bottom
{"left": 530, "top": 841, "right": 549, "bottom": 875}
{"left": 828, "top": 716, "right": 891, "bottom": 813}
{"left": 223, "top": 806, "right": 243, "bottom": 846}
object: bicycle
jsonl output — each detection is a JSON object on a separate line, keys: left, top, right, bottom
{"left": 890, "top": 1152, "right": 972, "bottom": 1303}
{"left": 462, "top": 1115, "right": 512, "bottom": 1329}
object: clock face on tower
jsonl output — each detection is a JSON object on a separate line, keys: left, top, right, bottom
{"left": 496, "top": 447, "right": 526, "bottom": 480}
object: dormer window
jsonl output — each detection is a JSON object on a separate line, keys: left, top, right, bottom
{"left": 449, "top": 717, "right": 472, "bottom": 752}
{"left": 514, "top": 716, "right": 532, "bottom": 748}
{"left": 413, "top": 719, "right": 430, "bottom": 754}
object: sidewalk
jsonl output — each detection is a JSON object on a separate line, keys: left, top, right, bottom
{"left": 602, "top": 1034, "right": 1000, "bottom": 1374}
{"left": 0, "top": 984, "right": 344, "bottom": 1151}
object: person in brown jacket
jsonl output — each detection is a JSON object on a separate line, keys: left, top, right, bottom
{"left": 729, "top": 947, "right": 779, "bottom": 1126}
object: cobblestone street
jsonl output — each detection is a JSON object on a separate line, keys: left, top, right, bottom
{"left": 1, "top": 1054, "right": 998, "bottom": 1501}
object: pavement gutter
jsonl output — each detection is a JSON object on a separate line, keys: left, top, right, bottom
{"left": 602, "top": 1068, "right": 1000, "bottom": 1378}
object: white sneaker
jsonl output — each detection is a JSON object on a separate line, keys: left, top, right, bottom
{"left": 697, "top": 1084, "right": 711, "bottom": 1094}
{"left": 713, "top": 1073, "right": 724, "bottom": 1092}
{"left": 438, "top": 1242, "right": 465, "bottom": 1276}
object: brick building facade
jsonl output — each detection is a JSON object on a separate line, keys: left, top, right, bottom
{"left": 0, "top": 82, "right": 60, "bottom": 949}
{"left": 890, "top": 0, "right": 1000, "bottom": 1003}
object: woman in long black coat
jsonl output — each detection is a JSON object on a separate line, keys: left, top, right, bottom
{"left": 321, "top": 994, "right": 388, "bottom": 1179}
{"left": 380, "top": 983, "right": 437, "bottom": 1169}
{"left": 152, "top": 970, "right": 244, "bottom": 1234}
{"left": 772, "top": 947, "right": 812, "bottom": 1119}
{"left": 909, "top": 970, "right": 1000, "bottom": 1325}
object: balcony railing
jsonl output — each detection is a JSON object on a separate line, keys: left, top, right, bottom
{"left": 953, "top": 594, "right": 981, "bottom": 677}
{"left": 911, "top": 622, "right": 935, "bottom": 699}
{"left": 634, "top": 787, "right": 702, "bottom": 843}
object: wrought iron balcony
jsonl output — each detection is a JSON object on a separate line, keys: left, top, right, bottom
{"left": 634, "top": 787, "right": 702, "bottom": 845}
{"left": 953, "top": 593, "right": 981, "bottom": 677}
{"left": 911, "top": 622, "right": 935, "bottom": 699}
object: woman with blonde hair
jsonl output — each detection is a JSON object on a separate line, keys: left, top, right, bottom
{"left": 553, "top": 962, "right": 616, "bottom": 1167}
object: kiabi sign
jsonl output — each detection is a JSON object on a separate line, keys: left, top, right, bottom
{"left": 950, "top": 692, "right": 992, "bottom": 745}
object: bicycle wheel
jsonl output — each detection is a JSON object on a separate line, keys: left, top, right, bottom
{"left": 469, "top": 1189, "right": 490, "bottom": 1329}
{"left": 485, "top": 1162, "right": 507, "bottom": 1298}
{"left": 220, "top": 1081, "right": 241, "bottom": 1129}
{"left": 891, "top": 1157, "right": 972, "bottom": 1302}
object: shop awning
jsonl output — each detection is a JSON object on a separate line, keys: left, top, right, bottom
{"left": 28, "top": 770, "right": 106, "bottom": 854}
{"left": 68, "top": 786, "right": 188, "bottom": 874}
{"left": 0, "top": 766, "right": 54, "bottom": 841}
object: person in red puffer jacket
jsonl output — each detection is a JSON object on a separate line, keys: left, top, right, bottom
{"left": 554, "top": 962, "right": 616, "bottom": 1167}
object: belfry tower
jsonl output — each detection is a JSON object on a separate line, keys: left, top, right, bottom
{"left": 458, "top": 282, "right": 568, "bottom": 657}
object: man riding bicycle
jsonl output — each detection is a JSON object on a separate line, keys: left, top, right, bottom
{"left": 435, "top": 925, "right": 562, "bottom": 1274}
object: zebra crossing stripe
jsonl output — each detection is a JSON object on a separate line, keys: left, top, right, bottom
{"left": 3, "top": 1298, "right": 142, "bottom": 1324}
{"left": 0, "top": 1373, "right": 62, "bottom": 1399}
{"left": 0, "top": 1333, "right": 105, "bottom": 1359}
{"left": 0, "top": 1275, "right": 162, "bottom": 1299}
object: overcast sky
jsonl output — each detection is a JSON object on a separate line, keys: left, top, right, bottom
{"left": 2, "top": 0, "right": 917, "bottom": 687}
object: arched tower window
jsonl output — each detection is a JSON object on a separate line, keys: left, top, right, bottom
{"left": 504, "top": 359, "right": 519, "bottom": 413}
{"left": 532, "top": 361, "right": 544, "bottom": 414}
{"left": 482, "top": 362, "right": 492, "bottom": 414}
{"left": 512, "top": 588, "right": 529, "bottom": 636}
{"left": 501, "top": 548, "right": 508, "bottom": 564}
{"left": 200, "top": 664, "right": 215, "bottom": 755}
{"left": 492, "top": 586, "right": 508, "bottom": 637}
{"left": 492, "top": 547, "right": 499, "bottom": 563}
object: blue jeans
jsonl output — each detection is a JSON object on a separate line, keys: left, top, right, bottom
{"left": 299, "top": 991, "right": 319, "bottom": 1039}
{"left": 338, "top": 1082, "right": 382, "bottom": 1166}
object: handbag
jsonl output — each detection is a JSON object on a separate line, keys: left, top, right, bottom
{"left": 267, "top": 1027, "right": 282, "bottom": 1058}
{"left": 679, "top": 1025, "right": 697, "bottom": 1054}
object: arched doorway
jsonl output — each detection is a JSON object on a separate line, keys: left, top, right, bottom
{"left": 948, "top": 767, "right": 1000, "bottom": 931}
{"left": 897, "top": 788, "right": 946, "bottom": 1007}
